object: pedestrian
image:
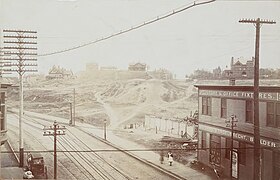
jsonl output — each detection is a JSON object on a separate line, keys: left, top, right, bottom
{"left": 168, "top": 152, "right": 173, "bottom": 166}
{"left": 23, "top": 170, "right": 34, "bottom": 179}
{"left": 160, "top": 150, "right": 164, "bottom": 164}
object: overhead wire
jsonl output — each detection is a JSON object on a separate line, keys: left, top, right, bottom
{"left": 2, "top": 146, "right": 279, "bottom": 154}
{"left": 37, "top": 0, "right": 216, "bottom": 57}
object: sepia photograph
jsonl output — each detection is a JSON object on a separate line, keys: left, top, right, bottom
{"left": 0, "top": 0, "right": 280, "bottom": 179}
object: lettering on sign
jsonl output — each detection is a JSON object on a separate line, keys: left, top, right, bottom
{"left": 200, "top": 90, "right": 280, "bottom": 101}
{"left": 199, "top": 124, "right": 279, "bottom": 148}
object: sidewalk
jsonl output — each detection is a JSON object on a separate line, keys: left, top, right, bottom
{"left": 1, "top": 142, "right": 24, "bottom": 180}
{"left": 20, "top": 110, "right": 215, "bottom": 180}
{"left": 81, "top": 126, "right": 214, "bottom": 180}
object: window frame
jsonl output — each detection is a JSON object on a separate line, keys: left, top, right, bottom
{"left": 221, "top": 98, "right": 227, "bottom": 118}
{"left": 238, "top": 142, "right": 246, "bottom": 165}
{"left": 201, "top": 131, "right": 206, "bottom": 150}
{"left": 266, "top": 102, "right": 280, "bottom": 128}
{"left": 202, "top": 97, "right": 211, "bottom": 116}
{"left": 245, "top": 100, "right": 253, "bottom": 123}
{"left": 209, "top": 134, "right": 221, "bottom": 165}
{"left": 225, "top": 138, "right": 231, "bottom": 159}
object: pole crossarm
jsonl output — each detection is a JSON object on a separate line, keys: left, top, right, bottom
{"left": 4, "top": 47, "right": 37, "bottom": 50}
{"left": 4, "top": 52, "right": 37, "bottom": 56}
{"left": 3, "top": 29, "right": 37, "bottom": 33}
{"left": 3, "top": 58, "right": 37, "bottom": 61}
{"left": 6, "top": 63, "right": 37, "bottom": 67}
{"left": 4, "top": 41, "right": 37, "bottom": 44}
{"left": 239, "top": 18, "right": 276, "bottom": 24}
{"left": 43, "top": 121, "right": 66, "bottom": 179}
{"left": 3, "top": 35, "right": 37, "bottom": 39}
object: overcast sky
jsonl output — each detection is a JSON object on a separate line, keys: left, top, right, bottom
{"left": 1, "top": 0, "right": 280, "bottom": 78}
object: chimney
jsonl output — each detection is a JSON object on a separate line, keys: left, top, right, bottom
{"left": 231, "top": 57, "right": 234, "bottom": 69}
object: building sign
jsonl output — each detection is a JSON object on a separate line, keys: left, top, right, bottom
{"left": 232, "top": 150, "right": 238, "bottom": 179}
{"left": 199, "top": 124, "right": 280, "bottom": 148}
{"left": 199, "top": 90, "right": 280, "bottom": 101}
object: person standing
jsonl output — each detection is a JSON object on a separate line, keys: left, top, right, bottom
{"left": 168, "top": 152, "right": 173, "bottom": 166}
{"left": 160, "top": 150, "right": 164, "bottom": 164}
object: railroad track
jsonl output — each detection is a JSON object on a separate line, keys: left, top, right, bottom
{"left": 8, "top": 111, "right": 186, "bottom": 180}
{"left": 9, "top": 114, "right": 131, "bottom": 180}
{"left": 6, "top": 120, "right": 78, "bottom": 179}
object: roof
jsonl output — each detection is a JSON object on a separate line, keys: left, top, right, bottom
{"left": 194, "top": 85, "right": 280, "bottom": 92}
{"left": 0, "top": 83, "right": 12, "bottom": 89}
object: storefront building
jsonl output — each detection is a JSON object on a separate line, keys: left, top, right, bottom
{"left": 0, "top": 83, "right": 10, "bottom": 145}
{"left": 196, "top": 85, "right": 280, "bottom": 180}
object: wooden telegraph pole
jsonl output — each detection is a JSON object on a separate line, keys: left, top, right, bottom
{"left": 239, "top": 18, "right": 276, "bottom": 180}
{"left": 3, "top": 29, "right": 37, "bottom": 167}
{"left": 43, "top": 121, "right": 66, "bottom": 179}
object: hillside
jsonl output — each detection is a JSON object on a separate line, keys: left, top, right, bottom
{"left": 7, "top": 76, "right": 198, "bottom": 129}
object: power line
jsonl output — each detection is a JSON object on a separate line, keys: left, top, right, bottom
{"left": 37, "top": 0, "right": 216, "bottom": 57}
{"left": 1, "top": 146, "right": 279, "bottom": 154}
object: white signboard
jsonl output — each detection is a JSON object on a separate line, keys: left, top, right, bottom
{"left": 232, "top": 150, "right": 238, "bottom": 179}
{"left": 199, "top": 124, "right": 279, "bottom": 148}
{"left": 199, "top": 90, "right": 280, "bottom": 101}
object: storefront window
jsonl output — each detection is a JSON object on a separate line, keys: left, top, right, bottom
{"left": 225, "top": 138, "right": 231, "bottom": 159}
{"left": 273, "top": 151, "right": 280, "bottom": 180}
{"left": 239, "top": 142, "right": 246, "bottom": 165}
{"left": 201, "top": 131, "right": 206, "bottom": 149}
{"left": 210, "top": 134, "right": 221, "bottom": 165}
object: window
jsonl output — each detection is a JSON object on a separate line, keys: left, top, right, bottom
{"left": 225, "top": 138, "right": 231, "bottom": 159}
{"left": 239, "top": 142, "right": 246, "bottom": 165}
{"left": 277, "top": 103, "right": 280, "bottom": 128}
{"left": 273, "top": 151, "right": 280, "bottom": 180}
{"left": 201, "top": 131, "right": 206, "bottom": 149}
{"left": 210, "top": 135, "right": 221, "bottom": 165}
{"left": 221, "top": 98, "right": 227, "bottom": 118}
{"left": 0, "top": 95, "right": 4, "bottom": 131}
{"left": 202, "top": 97, "right": 211, "bottom": 116}
{"left": 267, "top": 102, "right": 280, "bottom": 128}
{"left": 246, "top": 100, "right": 253, "bottom": 123}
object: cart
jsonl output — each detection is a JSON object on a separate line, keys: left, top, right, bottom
{"left": 27, "top": 153, "right": 48, "bottom": 179}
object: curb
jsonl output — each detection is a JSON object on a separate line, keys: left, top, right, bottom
{"left": 6, "top": 140, "right": 20, "bottom": 164}
{"left": 78, "top": 127, "right": 187, "bottom": 180}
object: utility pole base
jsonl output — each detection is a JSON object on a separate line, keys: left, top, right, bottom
{"left": 19, "top": 148, "right": 24, "bottom": 167}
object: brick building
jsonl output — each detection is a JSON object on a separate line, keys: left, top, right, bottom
{"left": 195, "top": 85, "right": 280, "bottom": 180}
{"left": 223, "top": 57, "right": 255, "bottom": 79}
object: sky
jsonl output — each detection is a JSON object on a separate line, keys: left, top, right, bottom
{"left": 0, "top": 0, "right": 280, "bottom": 79}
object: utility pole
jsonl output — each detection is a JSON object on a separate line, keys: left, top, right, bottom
{"left": 104, "top": 119, "right": 107, "bottom": 140}
{"left": 3, "top": 29, "right": 37, "bottom": 167}
{"left": 69, "top": 102, "right": 73, "bottom": 125}
{"left": 239, "top": 18, "right": 276, "bottom": 180}
{"left": 73, "top": 88, "right": 76, "bottom": 126}
{"left": 226, "top": 115, "right": 238, "bottom": 179}
{"left": 43, "top": 121, "right": 66, "bottom": 179}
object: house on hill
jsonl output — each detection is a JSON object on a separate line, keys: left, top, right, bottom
{"left": 222, "top": 57, "right": 254, "bottom": 79}
{"left": 128, "top": 63, "right": 147, "bottom": 71}
{"left": 46, "top": 65, "right": 73, "bottom": 79}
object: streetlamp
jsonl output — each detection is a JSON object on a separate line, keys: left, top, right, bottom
{"left": 225, "top": 114, "right": 238, "bottom": 179}
{"left": 104, "top": 119, "right": 107, "bottom": 140}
